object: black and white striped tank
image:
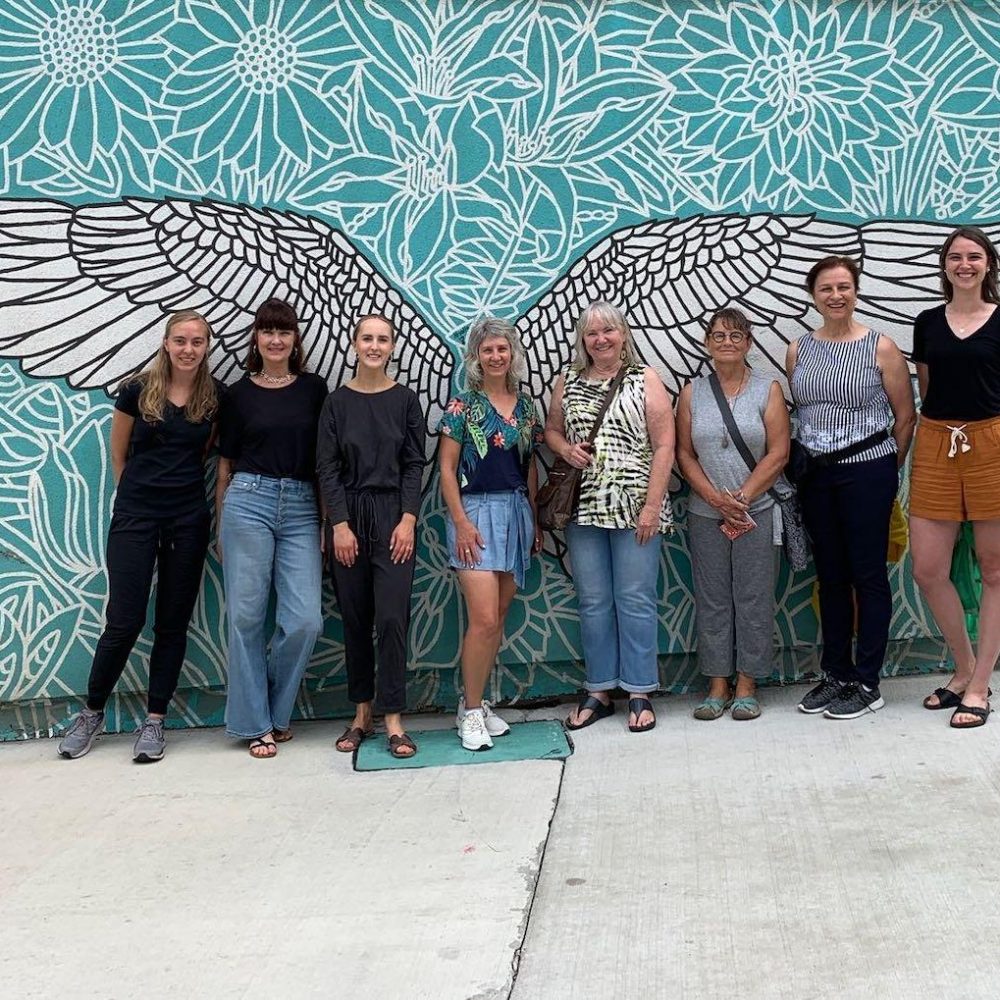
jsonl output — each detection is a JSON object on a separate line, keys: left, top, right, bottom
{"left": 790, "top": 329, "right": 897, "bottom": 463}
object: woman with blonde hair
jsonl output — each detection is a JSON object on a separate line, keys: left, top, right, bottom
{"left": 57, "top": 310, "right": 219, "bottom": 762}
{"left": 439, "top": 316, "right": 543, "bottom": 751}
{"left": 545, "top": 301, "right": 675, "bottom": 733}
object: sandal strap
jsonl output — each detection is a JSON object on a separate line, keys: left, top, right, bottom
{"left": 628, "top": 697, "right": 653, "bottom": 714}
{"left": 388, "top": 733, "right": 417, "bottom": 754}
{"left": 577, "top": 694, "right": 612, "bottom": 715}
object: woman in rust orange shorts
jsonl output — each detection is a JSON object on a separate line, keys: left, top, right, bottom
{"left": 911, "top": 227, "right": 1000, "bottom": 728}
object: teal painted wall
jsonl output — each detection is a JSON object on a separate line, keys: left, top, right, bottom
{"left": 2, "top": 0, "right": 998, "bottom": 738}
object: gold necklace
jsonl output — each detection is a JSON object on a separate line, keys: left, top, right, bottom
{"left": 255, "top": 371, "right": 294, "bottom": 385}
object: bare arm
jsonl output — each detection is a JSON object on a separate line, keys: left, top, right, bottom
{"left": 109, "top": 410, "right": 133, "bottom": 486}
{"left": 438, "top": 435, "right": 483, "bottom": 565}
{"left": 878, "top": 335, "right": 917, "bottom": 466}
{"left": 635, "top": 369, "right": 674, "bottom": 544}
{"left": 737, "top": 381, "right": 791, "bottom": 501}
{"left": 214, "top": 456, "right": 232, "bottom": 522}
{"left": 784, "top": 339, "right": 800, "bottom": 385}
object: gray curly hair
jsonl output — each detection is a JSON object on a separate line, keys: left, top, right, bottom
{"left": 463, "top": 316, "right": 528, "bottom": 393}
{"left": 571, "top": 300, "right": 640, "bottom": 372}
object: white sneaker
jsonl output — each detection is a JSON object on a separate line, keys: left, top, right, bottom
{"left": 459, "top": 709, "right": 494, "bottom": 751}
{"left": 456, "top": 698, "right": 510, "bottom": 737}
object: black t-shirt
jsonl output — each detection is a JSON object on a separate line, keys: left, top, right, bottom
{"left": 912, "top": 304, "right": 1000, "bottom": 420}
{"left": 316, "top": 384, "right": 425, "bottom": 524}
{"left": 218, "top": 373, "right": 328, "bottom": 481}
{"left": 114, "top": 378, "right": 216, "bottom": 518}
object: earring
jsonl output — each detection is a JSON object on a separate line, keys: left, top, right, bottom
{"left": 620, "top": 348, "right": 627, "bottom": 361}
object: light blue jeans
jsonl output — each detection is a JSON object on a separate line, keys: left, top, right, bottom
{"left": 221, "top": 473, "right": 323, "bottom": 738}
{"left": 565, "top": 523, "right": 663, "bottom": 694}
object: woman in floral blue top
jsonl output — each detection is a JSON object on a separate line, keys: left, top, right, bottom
{"left": 439, "top": 317, "right": 543, "bottom": 751}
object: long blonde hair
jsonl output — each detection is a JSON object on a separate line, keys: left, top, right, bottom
{"left": 571, "top": 300, "right": 640, "bottom": 372}
{"left": 135, "top": 310, "right": 217, "bottom": 423}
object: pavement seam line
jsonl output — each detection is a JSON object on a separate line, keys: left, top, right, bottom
{"left": 505, "top": 756, "right": 567, "bottom": 999}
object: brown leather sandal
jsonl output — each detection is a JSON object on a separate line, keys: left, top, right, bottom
{"left": 336, "top": 726, "right": 374, "bottom": 753}
{"left": 388, "top": 733, "right": 417, "bottom": 758}
{"left": 273, "top": 728, "right": 293, "bottom": 743}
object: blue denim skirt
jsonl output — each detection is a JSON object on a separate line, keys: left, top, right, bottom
{"left": 446, "top": 489, "right": 534, "bottom": 587}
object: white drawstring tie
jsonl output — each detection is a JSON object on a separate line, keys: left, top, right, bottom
{"left": 947, "top": 424, "right": 971, "bottom": 458}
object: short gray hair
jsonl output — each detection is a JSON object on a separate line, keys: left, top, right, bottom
{"left": 463, "top": 316, "right": 528, "bottom": 393}
{"left": 571, "top": 300, "right": 640, "bottom": 372}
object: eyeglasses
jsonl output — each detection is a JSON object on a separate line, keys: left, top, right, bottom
{"left": 708, "top": 330, "right": 747, "bottom": 344}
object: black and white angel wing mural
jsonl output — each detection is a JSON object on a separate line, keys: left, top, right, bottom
{"left": 0, "top": 198, "right": 454, "bottom": 447}
{"left": 518, "top": 213, "right": 1000, "bottom": 410}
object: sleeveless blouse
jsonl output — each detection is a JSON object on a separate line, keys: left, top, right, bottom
{"left": 790, "top": 329, "right": 897, "bottom": 464}
{"left": 561, "top": 365, "right": 673, "bottom": 532}
{"left": 688, "top": 371, "right": 776, "bottom": 519}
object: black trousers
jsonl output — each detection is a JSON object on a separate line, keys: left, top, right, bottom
{"left": 87, "top": 508, "right": 211, "bottom": 715}
{"left": 798, "top": 453, "right": 898, "bottom": 689}
{"left": 330, "top": 492, "right": 414, "bottom": 714}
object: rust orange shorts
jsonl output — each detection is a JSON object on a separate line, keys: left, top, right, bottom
{"left": 910, "top": 414, "right": 1000, "bottom": 521}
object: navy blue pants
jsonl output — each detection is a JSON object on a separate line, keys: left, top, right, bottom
{"left": 798, "top": 454, "right": 898, "bottom": 689}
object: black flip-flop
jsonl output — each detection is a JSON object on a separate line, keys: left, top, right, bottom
{"left": 565, "top": 694, "right": 615, "bottom": 731}
{"left": 923, "top": 687, "right": 963, "bottom": 711}
{"left": 627, "top": 697, "right": 656, "bottom": 733}
{"left": 388, "top": 733, "right": 417, "bottom": 758}
{"left": 950, "top": 702, "right": 990, "bottom": 729}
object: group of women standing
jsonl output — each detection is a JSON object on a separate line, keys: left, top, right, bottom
{"left": 56, "top": 224, "right": 1000, "bottom": 763}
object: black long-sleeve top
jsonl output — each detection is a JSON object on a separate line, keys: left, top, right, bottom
{"left": 316, "top": 383, "right": 425, "bottom": 525}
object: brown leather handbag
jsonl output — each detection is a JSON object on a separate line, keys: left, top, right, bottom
{"left": 537, "top": 367, "right": 628, "bottom": 531}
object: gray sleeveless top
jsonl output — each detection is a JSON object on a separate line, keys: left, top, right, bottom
{"left": 688, "top": 371, "right": 776, "bottom": 519}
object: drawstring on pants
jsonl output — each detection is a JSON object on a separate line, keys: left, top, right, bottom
{"left": 947, "top": 424, "right": 971, "bottom": 459}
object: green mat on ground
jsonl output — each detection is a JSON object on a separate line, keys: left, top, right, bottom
{"left": 354, "top": 720, "right": 572, "bottom": 771}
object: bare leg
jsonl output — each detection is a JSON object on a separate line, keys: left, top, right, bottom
{"left": 953, "top": 520, "right": 1000, "bottom": 723}
{"left": 734, "top": 673, "right": 756, "bottom": 699}
{"left": 335, "top": 701, "right": 373, "bottom": 751}
{"left": 910, "top": 516, "right": 973, "bottom": 706}
{"left": 457, "top": 570, "right": 509, "bottom": 709}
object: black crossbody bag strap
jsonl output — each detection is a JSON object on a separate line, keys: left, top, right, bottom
{"left": 707, "top": 372, "right": 783, "bottom": 504}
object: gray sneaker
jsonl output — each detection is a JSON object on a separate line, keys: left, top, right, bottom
{"left": 132, "top": 716, "right": 166, "bottom": 763}
{"left": 57, "top": 708, "right": 105, "bottom": 759}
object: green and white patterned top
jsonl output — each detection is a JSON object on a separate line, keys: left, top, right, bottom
{"left": 561, "top": 365, "right": 673, "bottom": 533}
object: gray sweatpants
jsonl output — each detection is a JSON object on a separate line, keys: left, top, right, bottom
{"left": 688, "top": 508, "right": 777, "bottom": 679}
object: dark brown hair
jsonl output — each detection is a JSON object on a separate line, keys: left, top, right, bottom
{"left": 705, "top": 306, "right": 752, "bottom": 340}
{"left": 805, "top": 256, "right": 861, "bottom": 294}
{"left": 243, "top": 297, "right": 307, "bottom": 374}
{"left": 939, "top": 227, "right": 1000, "bottom": 304}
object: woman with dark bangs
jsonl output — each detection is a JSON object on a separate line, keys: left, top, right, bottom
{"left": 57, "top": 310, "right": 218, "bottom": 763}
{"left": 216, "top": 298, "right": 328, "bottom": 758}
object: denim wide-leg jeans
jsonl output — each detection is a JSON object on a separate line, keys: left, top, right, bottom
{"left": 221, "top": 473, "right": 323, "bottom": 738}
{"left": 565, "top": 523, "right": 663, "bottom": 693}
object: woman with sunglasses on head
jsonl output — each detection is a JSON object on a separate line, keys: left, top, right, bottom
{"left": 910, "top": 227, "right": 1000, "bottom": 728}
{"left": 787, "top": 257, "right": 915, "bottom": 720}
{"left": 216, "top": 298, "right": 327, "bottom": 758}
{"left": 676, "top": 308, "right": 790, "bottom": 721}
{"left": 57, "top": 311, "right": 218, "bottom": 763}
{"left": 317, "top": 314, "right": 425, "bottom": 758}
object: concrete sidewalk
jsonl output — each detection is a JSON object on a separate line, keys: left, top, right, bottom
{"left": 4, "top": 676, "right": 1000, "bottom": 999}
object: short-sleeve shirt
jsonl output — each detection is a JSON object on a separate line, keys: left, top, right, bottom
{"left": 912, "top": 304, "right": 1000, "bottom": 421}
{"left": 113, "top": 377, "right": 217, "bottom": 518}
{"left": 218, "top": 373, "right": 328, "bottom": 481}
{"left": 437, "top": 390, "right": 542, "bottom": 493}
{"left": 561, "top": 365, "right": 673, "bottom": 532}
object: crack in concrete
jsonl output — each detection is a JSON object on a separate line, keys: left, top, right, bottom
{"left": 504, "top": 757, "right": 568, "bottom": 1000}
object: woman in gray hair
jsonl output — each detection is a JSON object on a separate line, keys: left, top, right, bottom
{"left": 439, "top": 316, "right": 544, "bottom": 751}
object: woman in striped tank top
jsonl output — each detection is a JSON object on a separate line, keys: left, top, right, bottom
{"left": 787, "top": 257, "right": 915, "bottom": 721}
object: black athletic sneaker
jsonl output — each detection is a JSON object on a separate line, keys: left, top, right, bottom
{"left": 824, "top": 683, "right": 884, "bottom": 720}
{"left": 797, "top": 675, "right": 845, "bottom": 714}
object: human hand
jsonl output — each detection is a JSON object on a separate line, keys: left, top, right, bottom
{"left": 533, "top": 524, "right": 543, "bottom": 554}
{"left": 389, "top": 518, "right": 415, "bottom": 564}
{"left": 713, "top": 489, "right": 750, "bottom": 523}
{"left": 563, "top": 441, "right": 595, "bottom": 469}
{"left": 333, "top": 522, "right": 359, "bottom": 567}
{"left": 635, "top": 503, "right": 660, "bottom": 545}
{"left": 454, "top": 519, "right": 485, "bottom": 567}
